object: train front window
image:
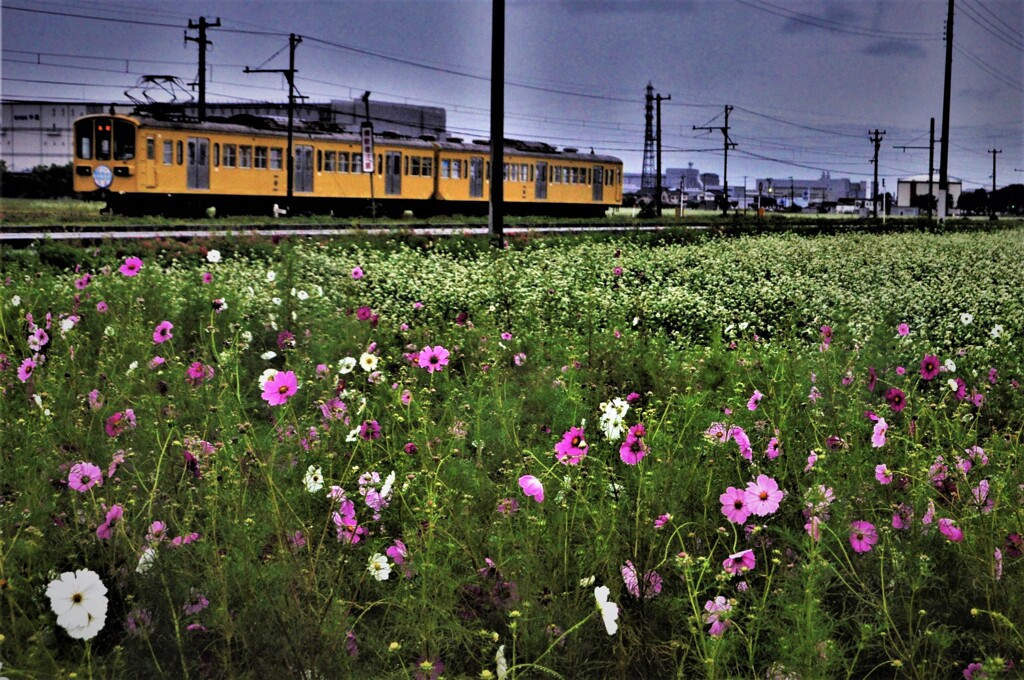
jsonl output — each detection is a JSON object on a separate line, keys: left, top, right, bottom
{"left": 113, "top": 120, "right": 135, "bottom": 160}
{"left": 95, "top": 119, "right": 112, "bottom": 160}
{"left": 75, "top": 120, "right": 93, "bottom": 159}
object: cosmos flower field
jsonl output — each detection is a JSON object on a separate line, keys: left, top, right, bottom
{"left": 2, "top": 227, "right": 1024, "bottom": 679}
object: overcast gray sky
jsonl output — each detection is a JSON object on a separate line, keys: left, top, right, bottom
{"left": 3, "top": 0, "right": 1022, "bottom": 190}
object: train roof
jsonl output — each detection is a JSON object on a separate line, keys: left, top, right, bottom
{"left": 77, "top": 112, "right": 621, "bottom": 163}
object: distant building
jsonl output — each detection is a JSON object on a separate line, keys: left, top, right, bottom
{"left": 896, "top": 174, "right": 962, "bottom": 216}
{"left": 1, "top": 98, "right": 447, "bottom": 172}
{"left": 753, "top": 172, "right": 866, "bottom": 207}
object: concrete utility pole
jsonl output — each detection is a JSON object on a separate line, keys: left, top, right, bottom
{"left": 989, "top": 148, "right": 1002, "bottom": 219}
{"left": 894, "top": 117, "right": 936, "bottom": 219}
{"left": 655, "top": 91, "right": 670, "bottom": 216}
{"left": 246, "top": 33, "right": 303, "bottom": 208}
{"left": 185, "top": 16, "right": 221, "bottom": 121}
{"left": 489, "top": 0, "right": 505, "bottom": 243}
{"left": 869, "top": 129, "right": 886, "bottom": 218}
{"left": 939, "top": 0, "right": 955, "bottom": 217}
{"left": 693, "top": 105, "right": 736, "bottom": 215}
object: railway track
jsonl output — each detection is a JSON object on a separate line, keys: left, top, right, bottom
{"left": 0, "top": 221, "right": 683, "bottom": 242}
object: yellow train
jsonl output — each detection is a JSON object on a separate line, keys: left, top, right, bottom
{"left": 72, "top": 112, "right": 623, "bottom": 217}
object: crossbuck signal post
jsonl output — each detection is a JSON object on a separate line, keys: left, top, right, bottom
{"left": 185, "top": 17, "right": 221, "bottom": 122}
{"left": 694, "top": 105, "right": 736, "bottom": 216}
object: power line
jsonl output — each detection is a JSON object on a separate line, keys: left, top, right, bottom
{"left": 731, "top": 0, "right": 941, "bottom": 40}
{"left": 957, "top": 0, "right": 1024, "bottom": 52}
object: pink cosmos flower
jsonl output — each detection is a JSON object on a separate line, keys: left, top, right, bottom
{"left": 765, "top": 436, "right": 781, "bottom": 460}
{"left": 417, "top": 345, "right": 450, "bottom": 373}
{"left": 722, "top": 549, "right": 755, "bottom": 575}
{"left": 704, "top": 596, "right": 732, "bottom": 636}
{"left": 621, "top": 560, "right": 662, "bottom": 600}
{"left": 75, "top": 274, "right": 91, "bottom": 290}
{"left": 720, "top": 486, "right": 751, "bottom": 524}
{"left": 619, "top": 423, "right": 648, "bottom": 465}
{"left": 871, "top": 418, "right": 888, "bottom": 448}
{"left": 875, "top": 464, "right": 893, "bottom": 485}
{"left": 745, "top": 475, "right": 784, "bottom": 516}
{"left": 884, "top": 387, "right": 906, "bottom": 412}
{"left": 897, "top": 323, "right": 910, "bottom": 337}
{"left": 28, "top": 328, "right": 49, "bottom": 352}
{"left": 202, "top": 272, "right": 213, "bottom": 284}
{"left": 920, "top": 354, "right": 941, "bottom": 381}
{"left": 849, "top": 520, "right": 878, "bottom": 553}
{"left": 729, "top": 425, "right": 753, "bottom": 460}
{"left": 805, "top": 516, "right": 823, "bottom": 541}
{"left": 185, "top": 361, "right": 214, "bottom": 386}
{"left": 938, "top": 518, "right": 964, "bottom": 543}
{"left": 518, "top": 475, "right": 544, "bottom": 503}
{"left": 555, "top": 426, "right": 588, "bottom": 465}
{"left": 350, "top": 266, "right": 364, "bottom": 280}
{"left": 119, "top": 256, "right": 143, "bottom": 277}
{"left": 804, "top": 451, "right": 818, "bottom": 472}
{"left": 17, "top": 357, "right": 36, "bottom": 382}
{"left": 68, "top": 461, "right": 103, "bottom": 492}
{"left": 653, "top": 513, "right": 671, "bottom": 529}
{"left": 96, "top": 301, "right": 108, "bottom": 313}
{"left": 262, "top": 370, "right": 298, "bottom": 406}
{"left": 705, "top": 422, "right": 729, "bottom": 444}
{"left": 105, "top": 409, "right": 136, "bottom": 437}
{"left": 332, "top": 499, "right": 365, "bottom": 544}
{"left": 747, "top": 389, "right": 763, "bottom": 411}
{"left": 892, "top": 504, "right": 914, "bottom": 530}
{"left": 96, "top": 504, "right": 124, "bottom": 540}
{"left": 152, "top": 320, "right": 174, "bottom": 344}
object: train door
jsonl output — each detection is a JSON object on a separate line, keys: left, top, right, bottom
{"left": 385, "top": 151, "right": 402, "bottom": 195}
{"left": 187, "top": 137, "right": 210, "bottom": 190}
{"left": 469, "top": 157, "right": 484, "bottom": 198}
{"left": 294, "top": 145, "right": 314, "bottom": 192}
{"left": 592, "top": 165, "right": 604, "bottom": 202}
{"left": 535, "top": 161, "right": 548, "bottom": 200}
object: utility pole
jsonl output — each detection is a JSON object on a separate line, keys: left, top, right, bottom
{"left": 693, "top": 104, "right": 736, "bottom": 215}
{"left": 489, "top": 0, "right": 505, "bottom": 243}
{"left": 988, "top": 148, "right": 1002, "bottom": 219}
{"left": 185, "top": 16, "right": 220, "bottom": 121}
{"left": 939, "top": 0, "right": 955, "bottom": 218}
{"left": 869, "top": 129, "right": 886, "bottom": 218}
{"left": 655, "top": 90, "right": 670, "bottom": 216}
{"left": 894, "top": 117, "right": 936, "bottom": 219}
{"left": 245, "top": 33, "right": 302, "bottom": 208}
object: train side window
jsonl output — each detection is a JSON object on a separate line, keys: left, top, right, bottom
{"left": 163, "top": 141, "right": 173, "bottom": 165}
{"left": 113, "top": 119, "right": 135, "bottom": 160}
{"left": 223, "top": 144, "right": 237, "bottom": 167}
{"left": 352, "top": 153, "right": 362, "bottom": 173}
{"left": 404, "top": 155, "right": 409, "bottom": 175}
{"left": 441, "top": 159, "right": 451, "bottom": 178}
{"left": 176, "top": 141, "right": 184, "bottom": 165}
{"left": 453, "top": 160, "right": 462, "bottom": 179}
{"left": 146, "top": 137, "right": 156, "bottom": 161}
{"left": 486, "top": 162, "right": 490, "bottom": 180}
{"left": 324, "top": 151, "right": 336, "bottom": 172}
{"left": 270, "top": 148, "right": 283, "bottom": 170}
{"left": 529, "top": 165, "right": 534, "bottom": 182}
{"left": 239, "top": 146, "right": 252, "bottom": 169}
{"left": 213, "top": 143, "right": 220, "bottom": 167}
{"left": 339, "top": 152, "right": 349, "bottom": 173}
{"left": 422, "top": 157, "right": 433, "bottom": 177}
{"left": 255, "top": 146, "right": 268, "bottom": 169}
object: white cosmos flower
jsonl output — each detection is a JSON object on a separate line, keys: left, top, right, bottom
{"left": 61, "top": 318, "right": 75, "bottom": 333}
{"left": 258, "top": 368, "right": 279, "bottom": 390}
{"left": 240, "top": 330, "right": 253, "bottom": 344}
{"left": 261, "top": 351, "right": 277, "bottom": 361}
{"left": 948, "top": 378, "right": 960, "bottom": 391}
{"left": 960, "top": 312, "right": 973, "bottom": 325}
{"left": 266, "top": 270, "right": 277, "bottom": 282}
{"left": 338, "top": 357, "right": 357, "bottom": 374}
{"left": 579, "top": 575, "right": 596, "bottom": 587}
{"left": 594, "top": 585, "right": 619, "bottom": 635}
{"left": 944, "top": 359, "right": 956, "bottom": 373}
{"left": 990, "top": 324, "right": 1004, "bottom": 339}
{"left": 296, "top": 290, "right": 309, "bottom": 301}
{"left": 304, "top": 465, "right": 324, "bottom": 493}
{"left": 46, "top": 569, "right": 108, "bottom": 640}
{"left": 11, "top": 295, "right": 21, "bottom": 307}
{"left": 206, "top": 249, "right": 221, "bottom": 263}
{"left": 359, "top": 352, "right": 378, "bottom": 372}
{"left": 136, "top": 546, "right": 157, "bottom": 574}
{"left": 496, "top": 644, "right": 508, "bottom": 680}
{"left": 380, "top": 470, "right": 396, "bottom": 499}
{"left": 346, "top": 426, "right": 361, "bottom": 442}
{"left": 367, "top": 553, "right": 391, "bottom": 581}
{"left": 272, "top": 297, "right": 282, "bottom": 306}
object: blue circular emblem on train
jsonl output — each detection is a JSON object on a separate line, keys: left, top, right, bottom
{"left": 93, "top": 165, "right": 113, "bottom": 189}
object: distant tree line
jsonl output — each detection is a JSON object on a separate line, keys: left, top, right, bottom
{"left": 1, "top": 162, "right": 73, "bottom": 199}
{"left": 958, "top": 184, "right": 1024, "bottom": 216}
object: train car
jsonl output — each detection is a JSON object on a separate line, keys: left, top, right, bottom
{"left": 72, "top": 111, "right": 622, "bottom": 217}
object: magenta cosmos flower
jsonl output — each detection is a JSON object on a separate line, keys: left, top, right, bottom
{"left": 720, "top": 486, "right": 751, "bottom": 524}
{"left": 744, "top": 475, "right": 784, "bottom": 516}
{"left": 17, "top": 357, "right": 36, "bottom": 382}
{"left": 884, "top": 387, "right": 906, "bottom": 412}
{"left": 554, "top": 426, "right": 588, "bottom": 465}
{"left": 518, "top": 475, "right": 544, "bottom": 503}
{"left": 119, "top": 256, "right": 143, "bottom": 277}
{"left": 350, "top": 266, "right": 364, "bottom": 280}
{"left": 68, "top": 462, "right": 103, "bottom": 492}
{"left": 920, "top": 354, "right": 941, "bottom": 380}
{"left": 849, "top": 520, "right": 878, "bottom": 553}
{"left": 417, "top": 345, "right": 450, "bottom": 373}
{"left": 262, "top": 370, "right": 298, "bottom": 406}
{"left": 722, "top": 549, "right": 756, "bottom": 575}
{"left": 619, "top": 424, "right": 649, "bottom": 465}
{"left": 152, "top": 320, "right": 174, "bottom": 344}
{"left": 897, "top": 323, "right": 910, "bottom": 337}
